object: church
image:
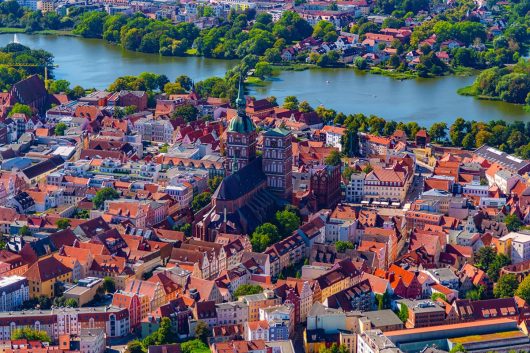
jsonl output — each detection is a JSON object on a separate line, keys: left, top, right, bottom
{"left": 195, "top": 82, "right": 293, "bottom": 240}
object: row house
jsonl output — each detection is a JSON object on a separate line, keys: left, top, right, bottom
{"left": 275, "top": 278, "right": 320, "bottom": 323}
{"left": 112, "top": 291, "right": 142, "bottom": 329}
{"left": 359, "top": 133, "right": 396, "bottom": 156}
{"left": 134, "top": 118, "right": 178, "bottom": 144}
{"left": 323, "top": 279, "right": 374, "bottom": 312}
{"left": 259, "top": 303, "right": 294, "bottom": 338}
{"left": 216, "top": 301, "right": 249, "bottom": 326}
{"left": 215, "top": 264, "right": 251, "bottom": 301}
{"left": 239, "top": 290, "right": 282, "bottom": 322}
{"left": 374, "top": 264, "right": 422, "bottom": 299}
{"left": 363, "top": 161, "right": 414, "bottom": 203}
{"left": 0, "top": 306, "right": 129, "bottom": 340}
{"left": 0, "top": 276, "right": 29, "bottom": 312}
{"left": 264, "top": 233, "right": 306, "bottom": 277}
{"left": 316, "top": 259, "right": 363, "bottom": 302}
{"left": 170, "top": 248, "right": 213, "bottom": 280}
{"left": 104, "top": 200, "right": 149, "bottom": 228}
{"left": 123, "top": 278, "right": 166, "bottom": 318}
{"left": 321, "top": 125, "right": 346, "bottom": 152}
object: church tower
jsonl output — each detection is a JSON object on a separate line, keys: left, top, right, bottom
{"left": 225, "top": 79, "right": 257, "bottom": 174}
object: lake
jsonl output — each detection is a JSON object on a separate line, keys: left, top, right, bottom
{"left": 1, "top": 33, "right": 528, "bottom": 125}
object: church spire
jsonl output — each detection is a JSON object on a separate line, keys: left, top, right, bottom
{"left": 236, "top": 74, "right": 245, "bottom": 115}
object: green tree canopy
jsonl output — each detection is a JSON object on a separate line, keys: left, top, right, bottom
{"left": 251, "top": 223, "right": 279, "bottom": 252}
{"left": 494, "top": 274, "right": 519, "bottom": 298}
{"left": 191, "top": 192, "right": 212, "bottom": 212}
{"left": 56, "top": 218, "right": 71, "bottom": 230}
{"left": 54, "top": 122, "right": 67, "bottom": 136}
{"left": 515, "top": 275, "right": 530, "bottom": 303}
{"left": 335, "top": 241, "right": 354, "bottom": 253}
{"left": 11, "top": 327, "right": 51, "bottom": 342}
{"left": 93, "top": 187, "right": 119, "bottom": 209}
{"left": 275, "top": 209, "right": 300, "bottom": 236}
{"left": 325, "top": 150, "right": 341, "bottom": 166}
{"left": 103, "top": 276, "right": 116, "bottom": 293}
{"left": 233, "top": 284, "right": 263, "bottom": 298}
{"left": 8, "top": 103, "right": 32, "bottom": 118}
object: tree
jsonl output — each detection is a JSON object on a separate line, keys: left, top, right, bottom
{"left": 125, "top": 340, "right": 145, "bottom": 353}
{"left": 54, "top": 122, "right": 67, "bottom": 136}
{"left": 475, "top": 246, "right": 496, "bottom": 271}
{"left": 173, "top": 104, "right": 198, "bottom": 122}
{"left": 251, "top": 223, "right": 279, "bottom": 252}
{"left": 93, "top": 187, "right": 119, "bottom": 209}
{"left": 174, "top": 223, "right": 192, "bottom": 237}
{"left": 324, "top": 150, "right": 341, "bottom": 166}
{"left": 449, "top": 117, "right": 467, "bottom": 146}
{"left": 504, "top": 214, "right": 523, "bottom": 232}
{"left": 11, "top": 328, "right": 51, "bottom": 342}
{"left": 164, "top": 82, "right": 185, "bottom": 95}
{"left": 73, "top": 11, "right": 107, "bottom": 38}
{"left": 450, "top": 343, "right": 466, "bottom": 353}
{"left": 376, "top": 292, "right": 390, "bottom": 310}
{"left": 65, "top": 298, "right": 78, "bottom": 307}
{"left": 233, "top": 284, "right": 263, "bottom": 298}
{"left": 103, "top": 276, "right": 116, "bottom": 293}
{"left": 515, "top": 275, "right": 530, "bottom": 303}
{"left": 313, "top": 20, "right": 338, "bottom": 42}
{"left": 70, "top": 86, "right": 86, "bottom": 100}
{"left": 283, "top": 96, "right": 299, "bottom": 110}
{"left": 335, "top": 241, "right": 354, "bottom": 252}
{"left": 299, "top": 100, "right": 313, "bottom": 113}
{"left": 8, "top": 103, "right": 32, "bottom": 118}
{"left": 56, "top": 218, "right": 71, "bottom": 230}
{"left": 487, "top": 253, "right": 511, "bottom": 282}
{"left": 208, "top": 176, "right": 223, "bottom": 192}
{"left": 48, "top": 79, "right": 70, "bottom": 94}
{"left": 465, "top": 285, "right": 485, "bottom": 300}
{"left": 319, "top": 344, "right": 349, "bottom": 353}
{"left": 429, "top": 122, "right": 447, "bottom": 142}
{"left": 431, "top": 292, "right": 447, "bottom": 302}
{"left": 275, "top": 209, "right": 300, "bottom": 236}
{"left": 397, "top": 303, "right": 409, "bottom": 323}
{"left": 254, "top": 61, "right": 272, "bottom": 78}
{"left": 342, "top": 166, "right": 356, "bottom": 181}
{"left": 191, "top": 192, "right": 212, "bottom": 212}
{"left": 354, "top": 57, "right": 368, "bottom": 70}
{"left": 181, "top": 340, "right": 208, "bottom": 353}
{"left": 18, "top": 225, "right": 30, "bottom": 236}
{"left": 193, "top": 320, "right": 211, "bottom": 344}
{"left": 494, "top": 274, "right": 518, "bottom": 298}
{"left": 475, "top": 130, "right": 493, "bottom": 148}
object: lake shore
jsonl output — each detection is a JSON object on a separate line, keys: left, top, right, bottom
{"left": 1, "top": 33, "right": 528, "bottom": 123}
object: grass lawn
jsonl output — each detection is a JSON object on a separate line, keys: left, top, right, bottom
{"left": 456, "top": 85, "right": 477, "bottom": 96}
{"left": 0, "top": 27, "right": 25, "bottom": 33}
{"left": 0, "top": 27, "right": 76, "bottom": 36}
{"left": 273, "top": 63, "right": 315, "bottom": 71}
{"left": 452, "top": 66, "right": 477, "bottom": 77}
{"left": 370, "top": 66, "right": 417, "bottom": 79}
{"left": 245, "top": 76, "right": 268, "bottom": 86}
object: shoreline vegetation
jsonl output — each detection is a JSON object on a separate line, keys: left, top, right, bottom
{"left": 0, "top": 0, "right": 528, "bottom": 110}
{"left": 3, "top": 42, "right": 530, "bottom": 158}
{"left": 0, "top": 27, "right": 75, "bottom": 36}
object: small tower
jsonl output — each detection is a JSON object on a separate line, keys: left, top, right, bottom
{"left": 225, "top": 77, "right": 257, "bottom": 174}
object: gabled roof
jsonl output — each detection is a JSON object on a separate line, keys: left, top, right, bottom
{"left": 24, "top": 256, "right": 72, "bottom": 282}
